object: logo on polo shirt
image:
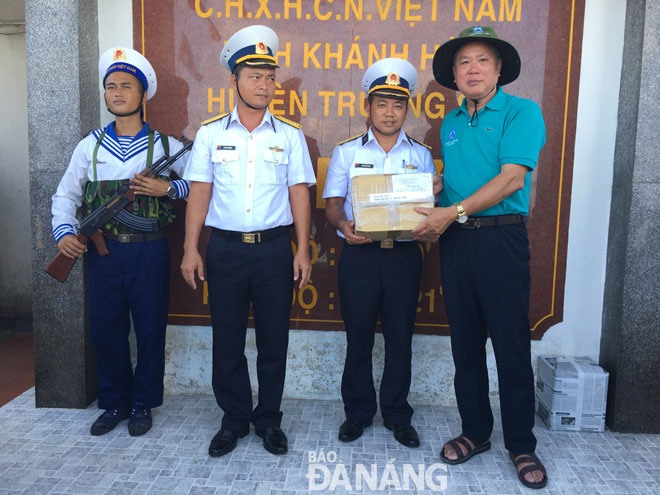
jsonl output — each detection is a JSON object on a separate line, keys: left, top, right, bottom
{"left": 446, "top": 129, "right": 459, "bottom": 148}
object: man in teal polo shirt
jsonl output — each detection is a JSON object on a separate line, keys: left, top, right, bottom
{"left": 412, "top": 27, "right": 547, "bottom": 489}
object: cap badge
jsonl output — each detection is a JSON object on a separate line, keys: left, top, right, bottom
{"left": 386, "top": 72, "right": 400, "bottom": 86}
{"left": 255, "top": 41, "right": 268, "bottom": 55}
{"left": 472, "top": 26, "right": 484, "bottom": 34}
{"left": 112, "top": 49, "right": 127, "bottom": 61}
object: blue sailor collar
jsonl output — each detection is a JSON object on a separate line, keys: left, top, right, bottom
{"left": 364, "top": 126, "right": 410, "bottom": 151}
{"left": 457, "top": 85, "right": 506, "bottom": 115}
{"left": 227, "top": 106, "right": 277, "bottom": 132}
{"left": 93, "top": 121, "right": 158, "bottom": 162}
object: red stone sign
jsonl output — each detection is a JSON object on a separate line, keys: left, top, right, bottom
{"left": 134, "top": 0, "right": 584, "bottom": 338}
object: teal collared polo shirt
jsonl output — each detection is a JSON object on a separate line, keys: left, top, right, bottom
{"left": 439, "top": 87, "right": 546, "bottom": 216}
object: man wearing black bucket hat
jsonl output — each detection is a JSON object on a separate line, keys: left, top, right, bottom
{"left": 411, "top": 26, "right": 547, "bottom": 489}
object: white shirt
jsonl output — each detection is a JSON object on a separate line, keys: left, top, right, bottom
{"left": 322, "top": 127, "right": 436, "bottom": 239}
{"left": 184, "top": 107, "right": 316, "bottom": 232}
{"left": 51, "top": 123, "right": 189, "bottom": 242}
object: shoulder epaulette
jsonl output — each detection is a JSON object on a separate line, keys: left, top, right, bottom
{"left": 201, "top": 112, "right": 229, "bottom": 126}
{"left": 337, "top": 133, "right": 365, "bottom": 146}
{"left": 273, "top": 115, "right": 302, "bottom": 129}
{"left": 406, "top": 134, "right": 432, "bottom": 151}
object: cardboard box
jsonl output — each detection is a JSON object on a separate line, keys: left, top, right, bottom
{"left": 351, "top": 173, "right": 434, "bottom": 241}
{"left": 535, "top": 355, "right": 609, "bottom": 432}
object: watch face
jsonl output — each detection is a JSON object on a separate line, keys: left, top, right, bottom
{"left": 167, "top": 185, "right": 176, "bottom": 199}
{"left": 457, "top": 214, "right": 468, "bottom": 224}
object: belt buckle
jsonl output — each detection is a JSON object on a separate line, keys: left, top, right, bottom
{"left": 242, "top": 232, "right": 260, "bottom": 243}
{"left": 380, "top": 239, "right": 394, "bottom": 249}
{"left": 462, "top": 218, "right": 479, "bottom": 229}
{"left": 118, "top": 233, "right": 131, "bottom": 243}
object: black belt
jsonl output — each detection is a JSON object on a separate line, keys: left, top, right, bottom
{"left": 212, "top": 225, "right": 291, "bottom": 243}
{"left": 350, "top": 239, "right": 418, "bottom": 249}
{"left": 105, "top": 231, "right": 166, "bottom": 243}
{"left": 458, "top": 214, "right": 527, "bottom": 229}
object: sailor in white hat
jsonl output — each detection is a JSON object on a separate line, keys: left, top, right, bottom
{"left": 322, "top": 57, "right": 436, "bottom": 448}
{"left": 181, "top": 25, "right": 315, "bottom": 458}
{"left": 98, "top": 47, "right": 158, "bottom": 114}
{"left": 51, "top": 46, "right": 189, "bottom": 438}
{"left": 220, "top": 24, "right": 279, "bottom": 110}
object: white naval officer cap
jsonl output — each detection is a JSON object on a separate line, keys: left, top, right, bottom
{"left": 362, "top": 57, "right": 418, "bottom": 99}
{"left": 220, "top": 25, "right": 279, "bottom": 73}
{"left": 98, "top": 47, "right": 158, "bottom": 100}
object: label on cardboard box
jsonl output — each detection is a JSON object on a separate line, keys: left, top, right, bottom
{"left": 369, "top": 191, "right": 430, "bottom": 203}
{"left": 391, "top": 174, "right": 432, "bottom": 193}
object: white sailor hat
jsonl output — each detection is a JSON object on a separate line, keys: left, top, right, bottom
{"left": 220, "top": 25, "right": 279, "bottom": 73}
{"left": 98, "top": 47, "right": 157, "bottom": 100}
{"left": 362, "top": 57, "right": 417, "bottom": 99}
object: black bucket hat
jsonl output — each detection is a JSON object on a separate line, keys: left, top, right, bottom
{"left": 432, "top": 26, "right": 521, "bottom": 91}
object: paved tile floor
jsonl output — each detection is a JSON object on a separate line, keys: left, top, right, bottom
{"left": 1, "top": 389, "right": 659, "bottom": 495}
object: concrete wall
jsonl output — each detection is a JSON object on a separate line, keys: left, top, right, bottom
{"left": 92, "top": 0, "right": 627, "bottom": 405}
{"left": 0, "top": 25, "right": 31, "bottom": 322}
{"left": 600, "top": 0, "right": 660, "bottom": 433}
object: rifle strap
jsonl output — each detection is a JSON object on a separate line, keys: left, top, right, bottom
{"left": 161, "top": 133, "right": 170, "bottom": 157}
{"left": 91, "top": 129, "right": 106, "bottom": 182}
{"left": 145, "top": 129, "right": 155, "bottom": 168}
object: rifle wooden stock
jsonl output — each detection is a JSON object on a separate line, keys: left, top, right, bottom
{"left": 45, "top": 230, "right": 108, "bottom": 283}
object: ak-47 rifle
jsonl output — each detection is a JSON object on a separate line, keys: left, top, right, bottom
{"left": 45, "top": 140, "right": 193, "bottom": 282}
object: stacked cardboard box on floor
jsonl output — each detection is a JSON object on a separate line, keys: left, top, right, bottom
{"left": 351, "top": 173, "right": 434, "bottom": 241}
{"left": 535, "top": 355, "right": 609, "bottom": 432}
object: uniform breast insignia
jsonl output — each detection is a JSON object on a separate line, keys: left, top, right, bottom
{"left": 403, "top": 164, "right": 418, "bottom": 170}
{"left": 406, "top": 134, "right": 432, "bottom": 150}
{"left": 337, "top": 133, "right": 365, "bottom": 146}
{"left": 269, "top": 146, "right": 285, "bottom": 152}
{"left": 273, "top": 115, "right": 302, "bottom": 129}
{"left": 201, "top": 112, "right": 230, "bottom": 126}
{"left": 354, "top": 163, "right": 374, "bottom": 169}
{"left": 217, "top": 145, "right": 236, "bottom": 150}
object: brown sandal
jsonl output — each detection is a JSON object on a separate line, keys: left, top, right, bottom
{"left": 509, "top": 452, "right": 548, "bottom": 489}
{"left": 439, "top": 435, "right": 491, "bottom": 465}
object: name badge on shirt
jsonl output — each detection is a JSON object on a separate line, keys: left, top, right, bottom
{"left": 354, "top": 163, "right": 374, "bottom": 169}
{"left": 217, "top": 145, "right": 235, "bottom": 150}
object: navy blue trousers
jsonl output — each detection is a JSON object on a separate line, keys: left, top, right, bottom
{"left": 87, "top": 238, "right": 170, "bottom": 410}
{"left": 439, "top": 223, "right": 536, "bottom": 454}
{"left": 206, "top": 230, "right": 294, "bottom": 433}
{"left": 338, "top": 241, "right": 422, "bottom": 425}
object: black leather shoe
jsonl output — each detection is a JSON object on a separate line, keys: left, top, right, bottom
{"left": 128, "top": 407, "right": 152, "bottom": 437}
{"left": 384, "top": 423, "right": 420, "bottom": 448}
{"left": 208, "top": 428, "right": 248, "bottom": 457}
{"left": 90, "top": 409, "right": 129, "bottom": 436}
{"left": 338, "top": 419, "right": 371, "bottom": 442}
{"left": 255, "top": 426, "right": 288, "bottom": 455}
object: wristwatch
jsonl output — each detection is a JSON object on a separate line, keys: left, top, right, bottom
{"left": 455, "top": 202, "right": 468, "bottom": 224}
{"left": 166, "top": 183, "right": 177, "bottom": 199}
